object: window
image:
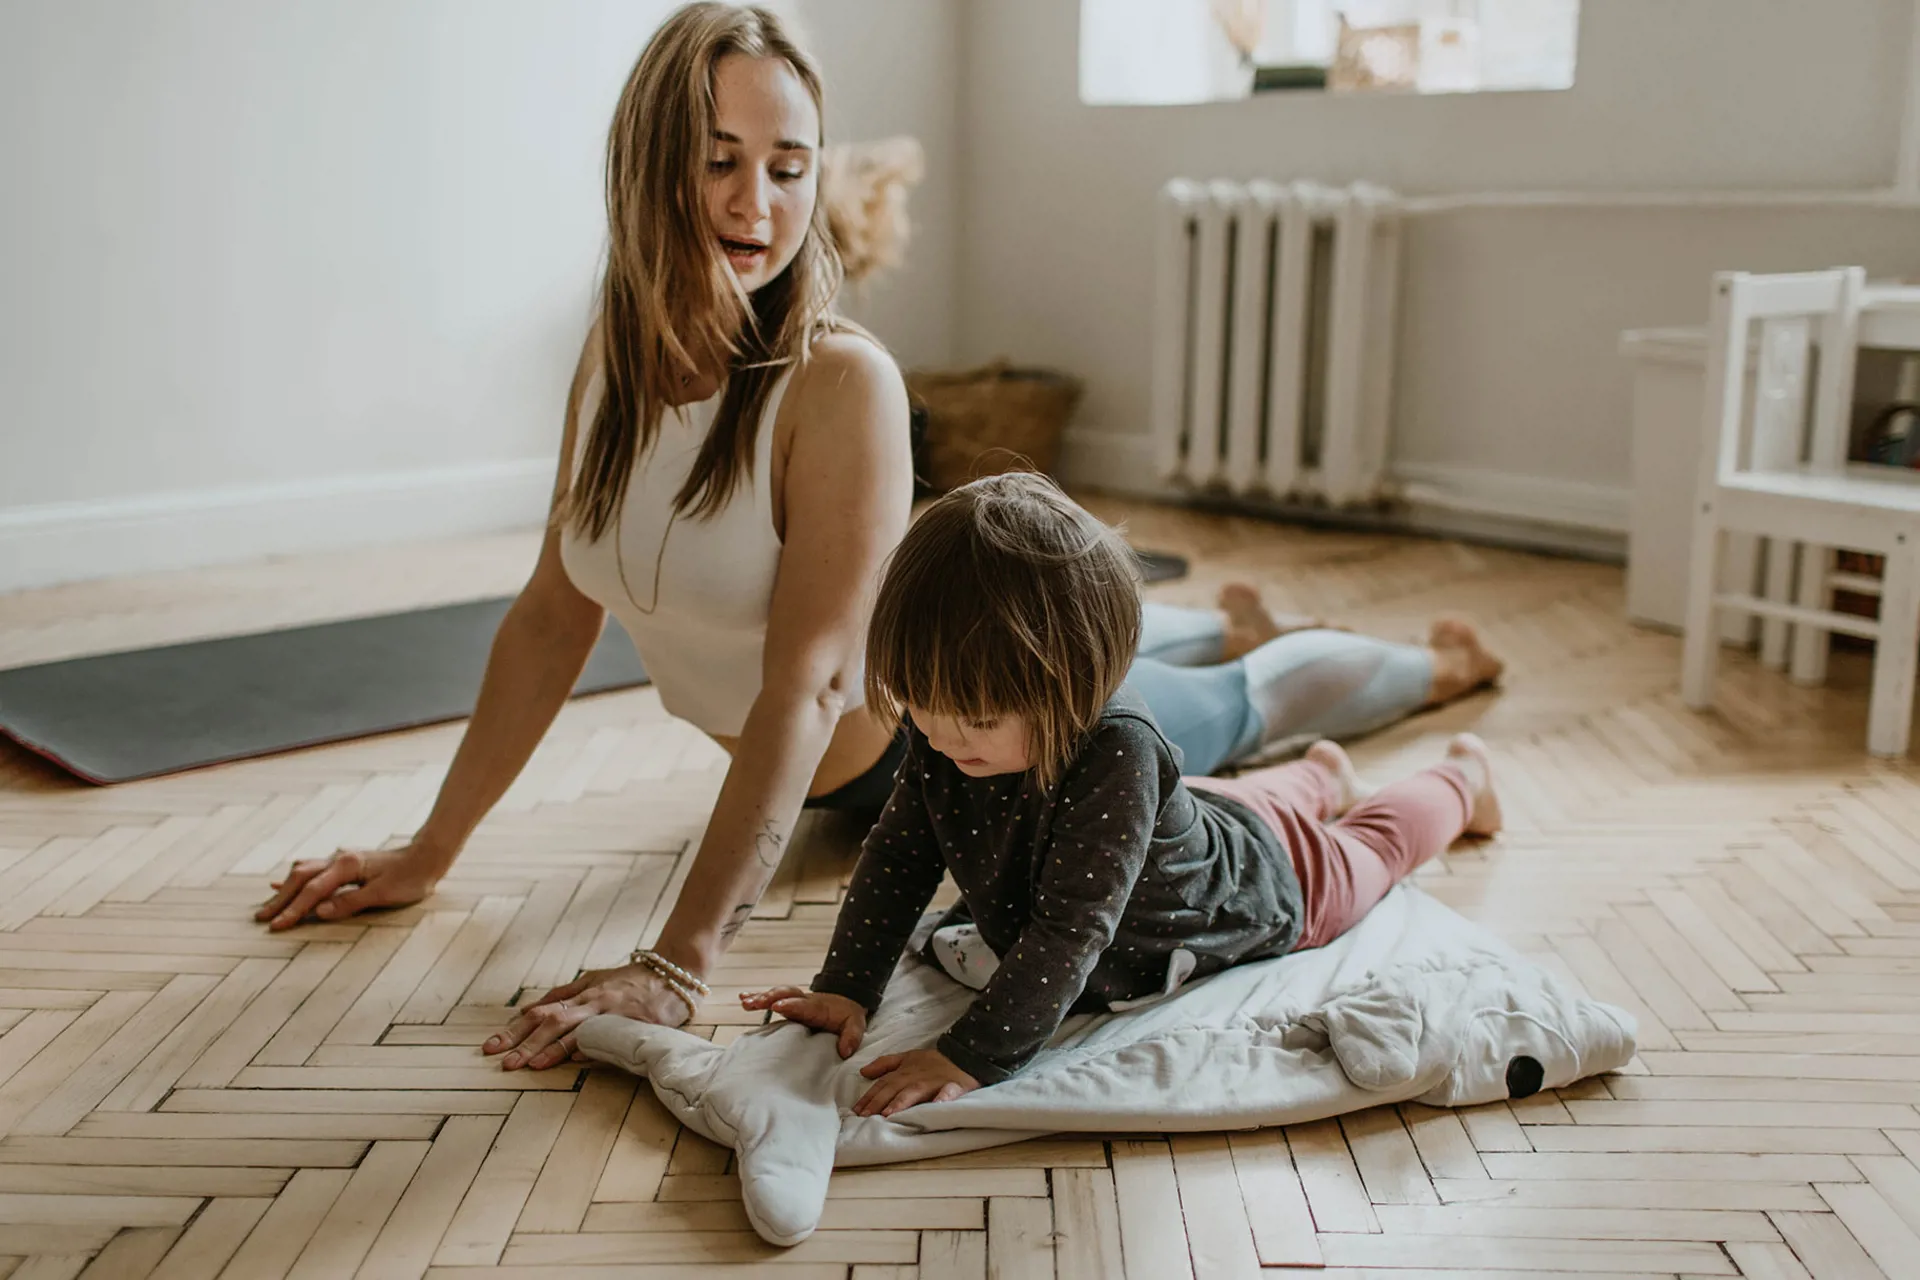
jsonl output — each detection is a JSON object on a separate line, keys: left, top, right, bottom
{"left": 1079, "top": 0, "right": 1580, "bottom": 105}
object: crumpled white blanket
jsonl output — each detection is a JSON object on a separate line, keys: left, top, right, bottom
{"left": 578, "top": 886, "right": 1636, "bottom": 1246}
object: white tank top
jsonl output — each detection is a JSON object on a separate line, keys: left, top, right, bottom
{"left": 561, "top": 368, "right": 839, "bottom": 737}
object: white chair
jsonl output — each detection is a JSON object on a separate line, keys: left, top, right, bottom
{"left": 1680, "top": 266, "right": 1920, "bottom": 757}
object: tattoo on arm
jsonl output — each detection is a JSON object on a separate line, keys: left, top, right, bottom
{"left": 720, "top": 903, "right": 754, "bottom": 942}
{"left": 753, "top": 821, "right": 786, "bottom": 870}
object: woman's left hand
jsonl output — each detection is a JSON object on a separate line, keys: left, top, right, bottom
{"left": 485, "top": 963, "right": 693, "bottom": 1070}
{"left": 853, "top": 1048, "right": 979, "bottom": 1117}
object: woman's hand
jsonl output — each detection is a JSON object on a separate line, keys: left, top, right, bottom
{"left": 740, "top": 986, "right": 868, "bottom": 1058}
{"left": 256, "top": 845, "right": 448, "bottom": 931}
{"left": 853, "top": 1049, "right": 979, "bottom": 1117}
{"left": 486, "top": 963, "right": 695, "bottom": 1070}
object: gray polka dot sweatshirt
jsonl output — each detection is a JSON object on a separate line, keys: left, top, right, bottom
{"left": 811, "top": 687, "right": 1304, "bottom": 1085}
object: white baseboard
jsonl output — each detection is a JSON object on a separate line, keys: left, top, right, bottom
{"left": 0, "top": 459, "right": 553, "bottom": 593}
{"left": 1056, "top": 427, "right": 1630, "bottom": 557}
{"left": 1392, "top": 462, "right": 1629, "bottom": 535}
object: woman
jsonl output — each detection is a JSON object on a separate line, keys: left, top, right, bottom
{"left": 256, "top": 3, "right": 1501, "bottom": 1071}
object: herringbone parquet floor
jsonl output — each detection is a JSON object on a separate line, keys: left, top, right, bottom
{"left": 0, "top": 496, "right": 1917, "bottom": 1278}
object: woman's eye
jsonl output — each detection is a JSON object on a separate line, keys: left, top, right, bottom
{"left": 773, "top": 167, "right": 807, "bottom": 183}
{"left": 965, "top": 718, "right": 1000, "bottom": 732}
{"left": 707, "top": 158, "right": 734, "bottom": 173}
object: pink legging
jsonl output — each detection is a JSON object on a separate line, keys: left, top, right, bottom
{"left": 1188, "top": 758, "right": 1473, "bottom": 951}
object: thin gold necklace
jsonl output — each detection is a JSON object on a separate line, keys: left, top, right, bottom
{"left": 609, "top": 380, "right": 703, "bottom": 616}
{"left": 610, "top": 500, "right": 675, "bottom": 616}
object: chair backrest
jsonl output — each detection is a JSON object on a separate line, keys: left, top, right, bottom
{"left": 1698, "top": 267, "right": 1864, "bottom": 493}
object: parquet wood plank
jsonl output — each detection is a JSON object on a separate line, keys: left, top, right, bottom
{"left": 919, "top": 1229, "right": 987, "bottom": 1280}
{"left": 283, "top": 1139, "right": 430, "bottom": 1278}
{"left": 75, "top": 1225, "right": 180, "bottom": 1279}
{"left": 1110, "top": 1140, "right": 1192, "bottom": 1280}
{"left": 515, "top": 1070, "right": 635, "bottom": 1233}
{"left": 581, "top": 1196, "right": 983, "bottom": 1232}
{"left": 1814, "top": 1182, "right": 1920, "bottom": 1279}
{"left": 1314, "top": 1232, "right": 1738, "bottom": 1274}
{"left": 72, "top": 1114, "right": 438, "bottom": 1142}
{"left": 496, "top": 1228, "right": 919, "bottom": 1265}
{"left": 1768, "top": 1209, "right": 1891, "bottom": 1280}
{"left": 323, "top": 910, "right": 472, "bottom": 1045}
{"left": 394, "top": 896, "right": 524, "bottom": 1025}
{"left": 252, "top": 929, "right": 408, "bottom": 1066}
{"left": 97, "top": 958, "right": 283, "bottom": 1113}
{"left": 220, "top": 1168, "right": 352, "bottom": 1279}
{"left": 357, "top": 1115, "right": 505, "bottom": 1280}
{"left": 1288, "top": 1117, "right": 1381, "bottom": 1233}
{"left": 433, "top": 1093, "right": 574, "bottom": 1267}
{"left": 985, "top": 1197, "right": 1054, "bottom": 1280}
{"left": 1430, "top": 1177, "right": 1826, "bottom": 1210}
{"left": 1342, "top": 1107, "right": 1441, "bottom": 1204}
{"left": 0, "top": 1164, "right": 285, "bottom": 1197}
{"left": 591, "top": 1090, "right": 677, "bottom": 1204}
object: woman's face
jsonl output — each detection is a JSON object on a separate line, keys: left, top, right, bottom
{"left": 909, "top": 707, "right": 1034, "bottom": 778}
{"left": 705, "top": 53, "right": 819, "bottom": 293}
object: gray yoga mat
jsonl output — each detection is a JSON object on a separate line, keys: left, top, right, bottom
{"left": 0, "top": 599, "right": 649, "bottom": 785}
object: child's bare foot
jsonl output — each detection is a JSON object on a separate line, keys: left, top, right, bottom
{"left": 1424, "top": 619, "right": 1505, "bottom": 705}
{"left": 1443, "top": 733, "right": 1503, "bottom": 837}
{"left": 1218, "top": 583, "right": 1326, "bottom": 660}
{"left": 1305, "top": 740, "right": 1375, "bottom": 816}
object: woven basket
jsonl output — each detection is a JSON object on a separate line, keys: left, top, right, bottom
{"left": 905, "top": 361, "right": 1083, "bottom": 492}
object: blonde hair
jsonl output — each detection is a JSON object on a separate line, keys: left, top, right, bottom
{"left": 563, "top": 3, "right": 845, "bottom": 538}
{"left": 866, "top": 473, "right": 1143, "bottom": 790}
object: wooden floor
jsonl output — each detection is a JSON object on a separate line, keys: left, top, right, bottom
{"left": 0, "top": 497, "right": 1917, "bottom": 1278}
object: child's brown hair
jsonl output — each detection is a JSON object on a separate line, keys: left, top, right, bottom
{"left": 866, "top": 472, "right": 1142, "bottom": 789}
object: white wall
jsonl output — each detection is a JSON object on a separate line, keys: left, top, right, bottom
{"left": 956, "top": 0, "right": 1920, "bottom": 542}
{"left": 0, "top": 0, "right": 959, "bottom": 590}
{"left": 802, "top": 0, "right": 961, "bottom": 367}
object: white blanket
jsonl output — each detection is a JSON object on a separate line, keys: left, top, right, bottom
{"left": 579, "top": 886, "right": 1636, "bottom": 1246}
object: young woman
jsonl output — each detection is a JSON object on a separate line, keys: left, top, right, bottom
{"left": 256, "top": 3, "right": 1502, "bottom": 1072}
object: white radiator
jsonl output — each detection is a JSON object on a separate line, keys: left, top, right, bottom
{"left": 1149, "top": 179, "right": 1403, "bottom": 506}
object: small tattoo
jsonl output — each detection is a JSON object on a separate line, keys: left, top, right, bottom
{"left": 720, "top": 903, "right": 754, "bottom": 941}
{"left": 753, "top": 821, "right": 786, "bottom": 870}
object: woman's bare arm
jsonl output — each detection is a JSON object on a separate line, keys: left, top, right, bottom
{"left": 259, "top": 330, "right": 608, "bottom": 928}
{"left": 653, "top": 334, "right": 913, "bottom": 966}
{"left": 487, "top": 332, "right": 913, "bottom": 1066}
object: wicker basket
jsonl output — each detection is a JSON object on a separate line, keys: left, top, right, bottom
{"left": 905, "top": 361, "right": 1083, "bottom": 492}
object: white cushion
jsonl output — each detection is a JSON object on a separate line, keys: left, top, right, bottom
{"left": 578, "top": 886, "right": 1636, "bottom": 1246}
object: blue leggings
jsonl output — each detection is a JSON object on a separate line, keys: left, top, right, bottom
{"left": 1128, "top": 603, "right": 1434, "bottom": 776}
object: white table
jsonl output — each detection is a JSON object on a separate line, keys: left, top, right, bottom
{"left": 1620, "top": 282, "right": 1920, "bottom": 632}
{"left": 1861, "top": 284, "right": 1920, "bottom": 351}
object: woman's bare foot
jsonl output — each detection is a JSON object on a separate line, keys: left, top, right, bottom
{"left": 1443, "top": 733, "right": 1503, "bottom": 837}
{"left": 1424, "top": 618, "right": 1505, "bottom": 706}
{"left": 1305, "top": 740, "right": 1375, "bottom": 816}
{"left": 1218, "top": 583, "right": 1326, "bottom": 660}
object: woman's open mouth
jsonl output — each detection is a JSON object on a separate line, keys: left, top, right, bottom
{"left": 720, "top": 236, "right": 768, "bottom": 268}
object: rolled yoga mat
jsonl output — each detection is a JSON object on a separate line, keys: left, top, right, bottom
{"left": 0, "top": 599, "right": 649, "bottom": 785}
{"left": 1135, "top": 549, "right": 1188, "bottom": 583}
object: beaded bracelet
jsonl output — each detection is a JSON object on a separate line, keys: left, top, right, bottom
{"left": 630, "top": 948, "right": 711, "bottom": 998}
{"left": 654, "top": 973, "right": 702, "bottom": 1023}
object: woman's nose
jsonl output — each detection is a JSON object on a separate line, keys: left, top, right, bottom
{"left": 728, "top": 169, "right": 772, "bottom": 223}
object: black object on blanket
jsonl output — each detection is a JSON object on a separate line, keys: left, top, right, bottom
{"left": 0, "top": 599, "right": 649, "bottom": 785}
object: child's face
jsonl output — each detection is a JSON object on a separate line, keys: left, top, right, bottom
{"left": 908, "top": 707, "right": 1033, "bottom": 777}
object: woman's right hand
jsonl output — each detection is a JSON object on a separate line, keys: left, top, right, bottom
{"left": 740, "top": 986, "right": 869, "bottom": 1058}
{"left": 256, "top": 844, "right": 448, "bottom": 931}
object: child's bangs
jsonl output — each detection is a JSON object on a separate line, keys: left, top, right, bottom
{"left": 873, "top": 587, "right": 1047, "bottom": 725}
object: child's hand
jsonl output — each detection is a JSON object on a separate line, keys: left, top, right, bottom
{"left": 854, "top": 1049, "right": 980, "bottom": 1117}
{"left": 740, "top": 986, "right": 868, "bottom": 1058}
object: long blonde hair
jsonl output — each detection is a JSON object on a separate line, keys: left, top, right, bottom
{"left": 563, "top": 3, "right": 845, "bottom": 539}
